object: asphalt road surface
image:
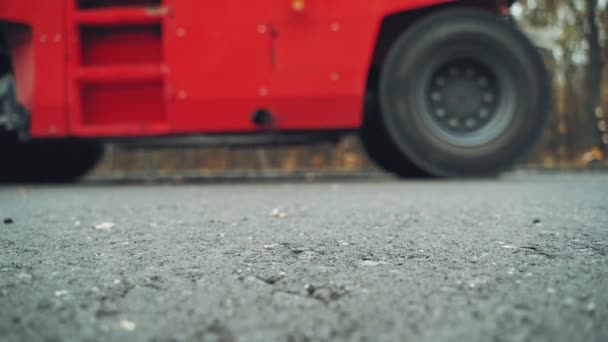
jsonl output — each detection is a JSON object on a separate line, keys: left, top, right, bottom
{"left": 1, "top": 173, "right": 607, "bottom": 342}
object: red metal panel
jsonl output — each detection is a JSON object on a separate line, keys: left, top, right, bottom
{"left": 74, "top": 65, "right": 167, "bottom": 83}
{"left": 0, "top": 1, "right": 36, "bottom": 23}
{"left": 380, "top": 0, "right": 454, "bottom": 16}
{"left": 166, "top": 0, "right": 375, "bottom": 133}
{"left": 166, "top": 0, "right": 273, "bottom": 133}
{"left": 80, "top": 26, "right": 163, "bottom": 66}
{"left": 32, "top": 2, "right": 69, "bottom": 137}
{"left": 1, "top": 0, "right": 465, "bottom": 138}
{"left": 164, "top": 0, "right": 455, "bottom": 134}
{"left": 265, "top": 0, "right": 379, "bottom": 131}
{"left": 74, "top": 6, "right": 168, "bottom": 26}
{"left": 81, "top": 82, "right": 166, "bottom": 125}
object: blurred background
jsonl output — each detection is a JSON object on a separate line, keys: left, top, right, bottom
{"left": 90, "top": 0, "right": 608, "bottom": 180}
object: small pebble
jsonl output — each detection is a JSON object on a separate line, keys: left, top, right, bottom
{"left": 16, "top": 272, "right": 32, "bottom": 282}
{"left": 93, "top": 222, "right": 114, "bottom": 231}
{"left": 270, "top": 208, "right": 286, "bottom": 218}
{"left": 305, "top": 283, "right": 315, "bottom": 295}
{"left": 3, "top": 218, "right": 14, "bottom": 224}
{"left": 119, "top": 319, "right": 136, "bottom": 331}
{"left": 54, "top": 290, "right": 69, "bottom": 297}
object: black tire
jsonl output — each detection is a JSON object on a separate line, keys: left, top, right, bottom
{"left": 360, "top": 95, "right": 429, "bottom": 178}
{"left": 378, "top": 8, "right": 550, "bottom": 177}
{"left": 0, "top": 138, "right": 103, "bottom": 182}
{"left": 1, "top": 72, "right": 102, "bottom": 182}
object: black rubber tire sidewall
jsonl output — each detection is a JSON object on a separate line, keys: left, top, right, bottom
{"left": 360, "top": 111, "right": 430, "bottom": 178}
{"left": 379, "top": 8, "right": 550, "bottom": 177}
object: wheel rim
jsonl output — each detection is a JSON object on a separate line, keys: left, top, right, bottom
{"left": 419, "top": 57, "right": 515, "bottom": 147}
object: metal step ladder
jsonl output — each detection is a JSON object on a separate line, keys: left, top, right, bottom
{"left": 66, "top": 1, "right": 172, "bottom": 136}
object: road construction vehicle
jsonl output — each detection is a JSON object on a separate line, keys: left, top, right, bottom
{"left": 0, "top": 0, "right": 548, "bottom": 180}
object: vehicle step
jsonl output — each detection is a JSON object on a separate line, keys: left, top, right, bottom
{"left": 74, "top": 6, "right": 168, "bottom": 26}
{"left": 73, "top": 64, "right": 168, "bottom": 83}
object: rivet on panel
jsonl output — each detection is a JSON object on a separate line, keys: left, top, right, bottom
{"left": 257, "top": 24, "right": 267, "bottom": 34}
{"left": 292, "top": 0, "right": 305, "bottom": 12}
{"left": 53, "top": 34, "right": 62, "bottom": 43}
{"left": 176, "top": 28, "right": 186, "bottom": 37}
{"left": 40, "top": 34, "right": 48, "bottom": 43}
{"left": 330, "top": 72, "right": 340, "bottom": 81}
{"left": 48, "top": 126, "right": 57, "bottom": 135}
{"left": 177, "top": 91, "right": 188, "bottom": 100}
{"left": 330, "top": 22, "right": 340, "bottom": 32}
{"left": 258, "top": 88, "right": 269, "bottom": 97}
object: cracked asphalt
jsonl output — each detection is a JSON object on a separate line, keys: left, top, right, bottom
{"left": 1, "top": 173, "right": 607, "bottom": 342}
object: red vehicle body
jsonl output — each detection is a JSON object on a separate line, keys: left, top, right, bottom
{"left": 1, "top": 0, "right": 548, "bottom": 180}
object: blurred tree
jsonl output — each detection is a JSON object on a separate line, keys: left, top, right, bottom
{"left": 583, "top": 0, "right": 604, "bottom": 152}
{"left": 516, "top": 0, "right": 607, "bottom": 163}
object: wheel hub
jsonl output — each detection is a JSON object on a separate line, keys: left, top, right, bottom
{"left": 424, "top": 59, "right": 503, "bottom": 144}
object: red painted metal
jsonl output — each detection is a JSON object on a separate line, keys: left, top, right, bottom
{"left": 74, "top": 65, "right": 167, "bottom": 82}
{"left": 74, "top": 6, "right": 168, "bottom": 26}
{"left": 1, "top": 0, "right": 502, "bottom": 139}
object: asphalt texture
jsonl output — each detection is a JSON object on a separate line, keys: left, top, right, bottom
{"left": 1, "top": 173, "right": 607, "bottom": 342}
